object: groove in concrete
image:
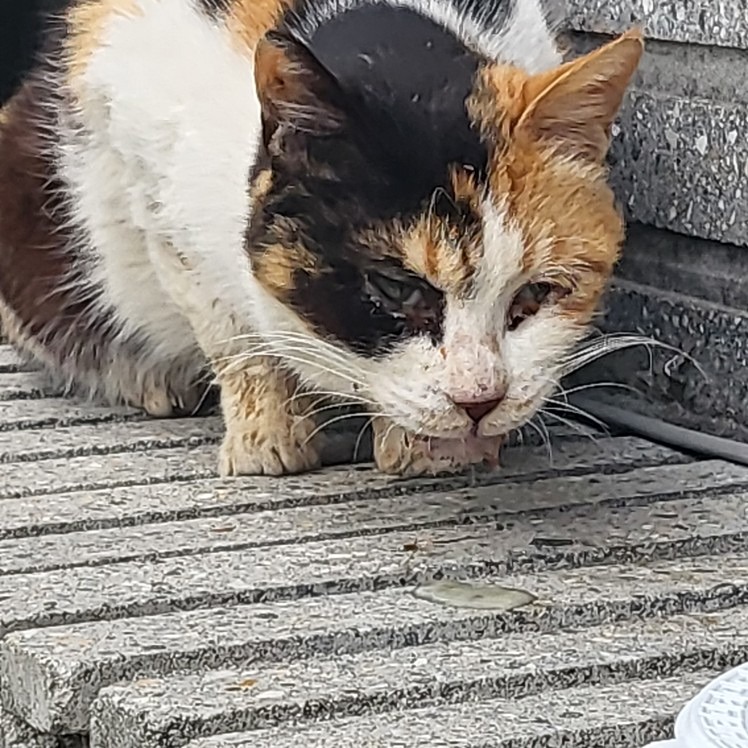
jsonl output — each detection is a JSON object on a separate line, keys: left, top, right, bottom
{"left": 0, "top": 435, "right": 687, "bottom": 532}
{"left": 0, "top": 346, "right": 30, "bottom": 375}
{"left": 87, "top": 609, "right": 747, "bottom": 748}
{"left": 0, "top": 419, "right": 224, "bottom": 464}
{"left": 3, "top": 457, "right": 738, "bottom": 575}
{"left": 0, "top": 398, "right": 143, "bottom": 433}
{"left": 3, "top": 551, "right": 747, "bottom": 733}
{"left": 184, "top": 669, "right": 718, "bottom": 748}
{"left": 0, "top": 373, "right": 57, "bottom": 402}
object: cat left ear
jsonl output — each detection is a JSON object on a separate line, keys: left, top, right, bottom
{"left": 516, "top": 29, "right": 644, "bottom": 162}
{"left": 254, "top": 31, "right": 345, "bottom": 148}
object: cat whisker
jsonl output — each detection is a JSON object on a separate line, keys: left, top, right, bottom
{"left": 354, "top": 416, "right": 376, "bottom": 462}
{"left": 543, "top": 397, "right": 610, "bottom": 432}
{"left": 555, "top": 380, "right": 640, "bottom": 399}
{"left": 524, "top": 416, "right": 553, "bottom": 464}
{"left": 559, "top": 332, "right": 707, "bottom": 380}
{"left": 304, "top": 409, "right": 396, "bottom": 448}
{"left": 283, "top": 389, "right": 373, "bottom": 410}
{"left": 301, "top": 401, "right": 369, "bottom": 421}
{"left": 217, "top": 331, "right": 368, "bottom": 377}
{"left": 217, "top": 340, "right": 364, "bottom": 376}
{"left": 220, "top": 347, "right": 369, "bottom": 390}
{"left": 539, "top": 407, "right": 603, "bottom": 441}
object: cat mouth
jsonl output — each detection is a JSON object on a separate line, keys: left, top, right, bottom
{"left": 420, "top": 432, "right": 504, "bottom": 470}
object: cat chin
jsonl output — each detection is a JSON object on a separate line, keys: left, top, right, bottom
{"left": 372, "top": 417, "right": 504, "bottom": 476}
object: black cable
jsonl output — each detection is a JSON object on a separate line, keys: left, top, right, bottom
{"left": 570, "top": 395, "right": 748, "bottom": 467}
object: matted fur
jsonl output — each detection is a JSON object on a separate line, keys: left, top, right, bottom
{"left": 0, "top": 0, "right": 642, "bottom": 476}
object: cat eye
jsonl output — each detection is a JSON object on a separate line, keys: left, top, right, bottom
{"left": 365, "top": 269, "right": 442, "bottom": 337}
{"left": 507, "top": 281, "right": 569, "bottom": 331}
{"left": 365, "top": 271, "right": 425, "bottom": 311}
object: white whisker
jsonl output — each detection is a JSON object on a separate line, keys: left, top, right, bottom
{"left": 543, "top": 398, "right": 609, "bottom": 432}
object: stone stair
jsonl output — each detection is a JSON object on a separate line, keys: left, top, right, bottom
{"left": 2, "top": 343, "right": 748, "bottom": 747}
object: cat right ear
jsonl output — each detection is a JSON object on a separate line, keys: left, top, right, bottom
{"left": 254, "top": 32, "right": 345, "bottom": 149}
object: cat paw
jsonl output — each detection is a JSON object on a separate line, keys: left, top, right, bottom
{"left": 218, "top": 414, "right": 322, "bottom": 476}
{"left": 373, "top": 419, "right": 503, "bottom": 477}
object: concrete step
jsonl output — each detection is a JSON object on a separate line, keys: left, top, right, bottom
{"left": 576, "top": 279, "right": 748, "bottom": 442}
{"left": 88, "top": 608, "right": 748, "bottom": 748}
{"left": 565, "top": 31, "right": 748, "bottom": 247}
{"left": 0, "top": 444, "right": 220, "bottom": 500}
{"left": 0, "top": 372, "right": 58, "bottom": 401}
{"left": 1, "top": 359, "right": 744, "bottom": 748}
{"left": 1, "top": 707, "right": 58, "bottom": 748}
{"left": 9, "top": 484, "right": 738, "bottom": 641}
{"left": 183, "top": 669, "right": 720, "bottom": 748}
{"left": 0, "top": 418, "right": 223, "bottom": 464}
{"left": 3, "top": 548, "right": 747, "bottom": 734}
{"left": 0, "top": 397, "right": 143, "bottom": 433}
{"left": 0, "top": 346, "right": 32, "bottom": 374}
{"left": 2, "top": 450, "right": 726, "bottom": 573}
{"left": 0, "top": 434, "right": 685, "bottom": 538}
{"left": 613, "top": 87, "right": 747, "bottom": 247}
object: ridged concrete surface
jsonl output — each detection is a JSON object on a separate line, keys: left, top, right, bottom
{"left": 1, "top": 344, "right": 747, "bottom": 748}
{"left": 183, "top": 670, "right": 725, "bottom": 748}
{"left": 577, "top": 279, "right": 748, "bottom": 441}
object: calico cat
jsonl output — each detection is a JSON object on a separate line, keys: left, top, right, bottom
{"left": 0, "top": 0, "right": 642, "bottom": 476}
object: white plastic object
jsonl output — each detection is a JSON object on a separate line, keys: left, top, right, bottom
{"left": 643, "top": 662, "right": 748, "bottom": 748}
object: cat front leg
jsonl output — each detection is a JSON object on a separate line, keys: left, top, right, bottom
{"left": 372, "top": 417, "right": 503, "bottom": 477}
{"left": 216, "top": 358, "right": 322, "bottom": 476}
{"left": 146, "top": 239, "right": 323, "bottom": 476}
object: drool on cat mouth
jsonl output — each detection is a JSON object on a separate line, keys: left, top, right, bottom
{"left": 0, "top": 0, "right": 643, "bottom": 477}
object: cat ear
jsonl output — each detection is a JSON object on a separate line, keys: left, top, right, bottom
{"left": 516, "top": 29, "right": 644, "bottom": 162}
{"left": 254, "top": 31, "right": 345, "bottom": 148}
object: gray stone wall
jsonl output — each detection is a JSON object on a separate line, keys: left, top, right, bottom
{"left": 564, "top": 1, "right": 748, "bottom": 439}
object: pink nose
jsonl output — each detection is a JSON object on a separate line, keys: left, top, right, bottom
{"left": 454, "top": 397, "right": 503, "bottom": 424}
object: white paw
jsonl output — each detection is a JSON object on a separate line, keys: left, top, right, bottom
{"left": 218, "top": 415, "right": 322, "bottom": 476}
{"left": 373, "top": 420, "right": 503, "bottom": 477}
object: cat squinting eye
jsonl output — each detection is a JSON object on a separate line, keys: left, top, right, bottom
{"left": 507, "top": 282, "right": 569, "bottom": 331}
{"left": 366, "top": 272, "right": 422, "bottom": 308}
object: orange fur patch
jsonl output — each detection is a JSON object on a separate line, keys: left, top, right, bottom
{"left": 227, "top": 0, "right": 292, "bottom": 53}
{"left": 66, "top": 0, "right": 142, "bottom": 86}
{"left": 250, "top": 168, "right": 273, "bottom": 202}
{"left": 399, "top": 168, "right": 484, "bottom": 294}
{"left": 471, "top": 30, "right": 643, "bottom": 321}
{"left": 252, "top": 243, "right": 318, "bottom": 297}
{"left": 492, "top": 144, "right": 623, "bottom": 319}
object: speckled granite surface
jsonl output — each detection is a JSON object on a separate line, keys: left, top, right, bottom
{"left": 1, "top": 345, "right": 747, "bottom": 748}
{"left": 564, "top": 0, "right": 748, "bottom": 49}
{"left": 182, "top": 671, "right": 720, "bottom": 748}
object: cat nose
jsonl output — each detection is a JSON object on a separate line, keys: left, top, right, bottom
{"left": 454, "top": 396, "right": 504, "bottom": 424}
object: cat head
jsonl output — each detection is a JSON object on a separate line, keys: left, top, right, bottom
{"left": 245, "top": 26, "right": 643, "bottom": 439}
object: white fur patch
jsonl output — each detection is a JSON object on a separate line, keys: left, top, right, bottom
{"left": 60, "top": 0, "right": 262, "bottom": 369}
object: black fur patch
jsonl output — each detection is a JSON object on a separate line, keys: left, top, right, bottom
{"left": 0, "top": 0, "right": 72, "bottom": 104}
{"left": 249, "top": 3, "right": 496, "bottom": 356}
{"left": 288, "top": 3, "right": 489, "bottom": 208}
